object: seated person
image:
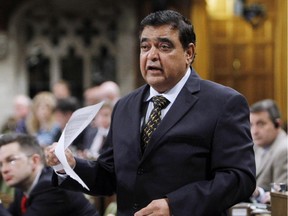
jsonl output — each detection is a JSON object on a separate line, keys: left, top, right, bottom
{"left": 25, "top": 91, "right": 62, "bottom": 147}
{"left": 80, "top": 101, "right": 114, "bottom": 159}
{"left": 249, "top": 99, "right": 288, "bottom": 203}
{"left": 54, "top": 97, "right": 82, "bottom": 152}
{"left": 0, "top": 133, "right": 99, "bottom": 216}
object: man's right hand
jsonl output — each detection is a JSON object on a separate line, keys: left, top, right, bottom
{"left": 44, "top": 142, "right": 76, "bottom": 171}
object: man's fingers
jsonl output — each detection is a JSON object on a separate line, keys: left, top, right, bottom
{"left": 134, "top": 199, "right": 170, "bottom": 216}
{"left": 44, "top": 143, "right": 60, "bottom": 166}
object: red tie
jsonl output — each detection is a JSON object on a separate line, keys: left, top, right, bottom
{"left": 21, "top": 195, "right": 28, "bottom": 214}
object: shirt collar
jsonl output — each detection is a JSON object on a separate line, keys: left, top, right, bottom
{"left": 24, "top": 167, "right": 43, "bottom": 197}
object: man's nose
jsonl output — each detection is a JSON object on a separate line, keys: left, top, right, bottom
{"left": 0, "top": 164, "right": 9, "bottom": 173}
{"left": 251, "top": 125, "right": 258, "bottom": 135}
{"left": 147, "top": 47, "right": 159, "bottom": 61}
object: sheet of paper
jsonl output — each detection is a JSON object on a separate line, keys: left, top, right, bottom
{"left": 53, "top": 101, "right": 104, "bottom": 190}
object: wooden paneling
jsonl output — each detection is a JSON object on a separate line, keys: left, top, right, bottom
{"left": 274, "top": 0, "right": 287, "bottom": 122}
{"left": 209, "top": 10, "right": 275, "bottom": 106}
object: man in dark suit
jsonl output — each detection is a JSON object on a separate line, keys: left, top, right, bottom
{"left": 0, "top": 133, "right": 99, "bottom": 216}
{"left": 46, "top": 10, "right": 256, "bottom": 216}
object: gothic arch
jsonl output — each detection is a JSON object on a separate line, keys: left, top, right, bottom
{"left": 10, "top": 0, "right": 137, "bottom": 101}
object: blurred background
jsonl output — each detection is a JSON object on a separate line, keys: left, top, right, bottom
{"left": 0, "top": 0, "right": 287, "bottom": 127}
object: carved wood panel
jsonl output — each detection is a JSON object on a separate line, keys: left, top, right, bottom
{"left": 209, "top": 10, "right": 274, "bottom": 105}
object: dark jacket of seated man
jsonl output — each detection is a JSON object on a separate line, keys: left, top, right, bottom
{"left": 0, "top": 133, "right": 99, "bottom": 216}
{"left": 8, "top": 167, "right": 98, "bottom": 216}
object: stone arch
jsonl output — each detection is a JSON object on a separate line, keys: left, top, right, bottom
{"left": 9, "top": 0, "right": 137, "bottom": 102}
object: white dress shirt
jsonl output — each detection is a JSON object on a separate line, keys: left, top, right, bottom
{"left": 143, "top": 67, "right": 191, "bottom": 124}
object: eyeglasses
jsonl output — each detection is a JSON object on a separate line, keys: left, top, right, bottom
{"left": 0, "top": 154, "right": 32, "bottom": 170}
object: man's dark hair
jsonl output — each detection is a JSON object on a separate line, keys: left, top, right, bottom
{"left": 0, "top": 133, "right": 44, "bottom": 162}
{"left": 139, "top": 10, "right": 196, "bottom": 49}
{"left": 250, "top": 99, "right": 281, "bottom": 128}
{"left": 55, "top": 97, "right": 80, "bottom": 113}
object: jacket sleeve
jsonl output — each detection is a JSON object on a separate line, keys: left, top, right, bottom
{"left": 52, "top": 147, "right": 116, "bottom": 197}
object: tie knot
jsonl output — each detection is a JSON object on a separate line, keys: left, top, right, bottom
{"left": 152, "top": 95, "right": 169, "bottom": 109}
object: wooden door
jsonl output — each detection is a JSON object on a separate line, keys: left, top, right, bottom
{"left": 209, "top": 6, "right": 275, "bottom": 105}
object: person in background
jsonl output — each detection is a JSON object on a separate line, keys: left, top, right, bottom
{"left": 80, "top": 81, "right": 120, "bottom": 153}
{"left": 52, "top": 80, "right": 71, "bottom": 100}
{"left": 100, "top": 81, "right": 121, "bottom": 105}
{"left": 1, "top": 95, "right": 31, "bottom": 134}
{"left": 83, "top": 81, "right": 120, "bottom": 107}
{"left": 250, "top": 99, "right": 288, "bottom": 204}
{"left": 25, "top": 91, "right": 61, "bottom": 147}
{"left": 54, "top": 97, "right": 80, "bottom": 134}
{"left": 0, "top": 133, "right": 99, "bottom": 216}
{"left": 0, "top": 95, "right": 32, "bottom": 204}
{"left": 81, "top": 101, "right": 114, "bottom": 159}
{"left": 54, "top": 96, "right": 83, "bottom": 152}
{"left": 83, "top": 85, "right": 103, "bottom": 107}
{"left": 45, "top": 10, "right": 255, "bottom": 216}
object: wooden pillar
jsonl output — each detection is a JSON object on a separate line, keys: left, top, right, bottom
{"left": 274, "top": 0, "right": 287, "bottom": 123}
{"left": 190, "top": 0, "right": 210, "bottom": 79}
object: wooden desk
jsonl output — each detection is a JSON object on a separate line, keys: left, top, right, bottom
{"left": 229, "top": 203, "right": 253, "bottom": 216}
{"left": 229, "top": 203, "right": 271, "bottom": 216}
{"left": 270, "top": 192, "right": 288, "bottom": 216}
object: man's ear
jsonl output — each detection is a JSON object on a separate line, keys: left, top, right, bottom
{"left": 274, "top": 118, "right": 282, "bottom": 128}
{"left": 185, "top": 43, "right": 196, "bottom": 65}
{"left": 30, "top": 154, "right": 42, "bottom": 169}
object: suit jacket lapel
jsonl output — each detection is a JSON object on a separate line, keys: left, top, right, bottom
{"left": 142, "top": 69, "right": 201, "bottom": 158}
{"left": 255, "top": 149, "right": 269, "bottom": 177}
{"left": 255, "top": 134, "right": 281, "bottom": 177}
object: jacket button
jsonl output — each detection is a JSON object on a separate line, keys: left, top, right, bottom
{"left": 133, "top": 203, "right": 139, "bottom": 210}
{"left": 137, "top": 168, "right": 144, "bottom": 175}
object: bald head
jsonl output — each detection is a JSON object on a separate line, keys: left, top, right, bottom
{"left": 13, "top": 95, "right": 31, "bottom": 120}
{"left": 100, "top": 81, "right": 120, "bottom": 103}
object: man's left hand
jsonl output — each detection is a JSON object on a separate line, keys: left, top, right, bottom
{"left": 134, "top": 198, "right": 171, "bottom": 216}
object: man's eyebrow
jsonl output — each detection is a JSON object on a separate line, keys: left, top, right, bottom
{"left": 140, "top": 38, "right": 148, "bottom": 43}
{"left": 140, "top": 37, "right": 173, "bottom": 44}
{"left": 158, "top": 37, "right": 172, "bottom": 43}
{"left": 5, "top": 154, "right": 16, "bottom": 159}
{"left": 0, "top": 154, "right": 13, "bottom": 161}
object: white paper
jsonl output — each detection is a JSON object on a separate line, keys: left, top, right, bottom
{"left": 53, "top": 101, "right": 105, "bottom": 190}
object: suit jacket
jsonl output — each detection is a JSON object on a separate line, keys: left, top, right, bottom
{"left": 57, "top": 68, "right": 256, "bottom": 216}
{"left": 254, "top": 129, "right": 288, "bottom": 191}
{"left": 9, "top": 167, "right": 98, "bottom": 216}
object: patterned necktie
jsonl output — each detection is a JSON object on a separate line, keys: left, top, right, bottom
{"left": 21, "top": 194, "right": 28, "bottom": 214}
{"left": 141, "top": 95, "right": 170, "bottom": 151}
